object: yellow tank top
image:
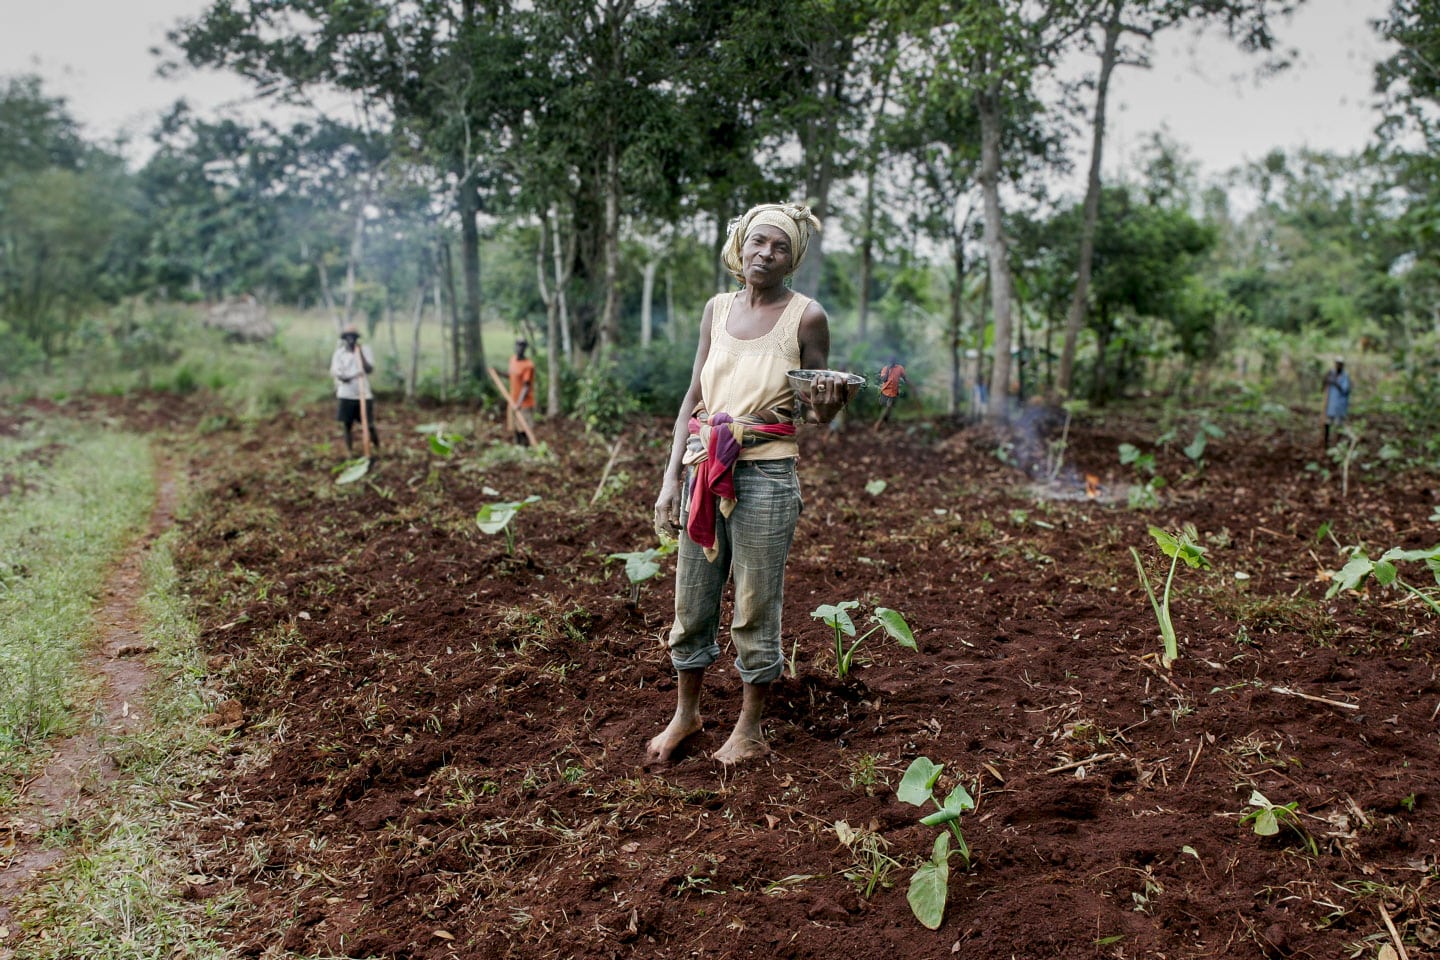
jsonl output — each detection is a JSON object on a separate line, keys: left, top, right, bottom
{"left": 698, "top": 290, "right": 807, "bottom": 462}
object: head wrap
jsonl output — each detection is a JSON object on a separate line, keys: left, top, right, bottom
{"left": 721, "top": 202, "right": 823, "bottom": 283}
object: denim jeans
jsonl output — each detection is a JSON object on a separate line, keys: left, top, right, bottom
{"left": 668, "top": 458, "right": 802, "bottom": 685}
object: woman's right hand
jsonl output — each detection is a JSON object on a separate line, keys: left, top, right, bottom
{"left": 654, "top": 476, "right": 681, "bottom": 539}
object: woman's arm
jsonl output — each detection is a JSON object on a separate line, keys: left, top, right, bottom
{"left": 654, "top": 298, "right": 715, "bottom": 535}
{"left": 797, "top": 300, "right": 847, "bottom": 423}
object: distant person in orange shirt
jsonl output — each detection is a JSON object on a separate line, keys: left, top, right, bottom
{"left": 875, "top": 357, "right": 907, "bottom": 429}
{"left": 508, "top": 338, "right": 537, "bottom": 445}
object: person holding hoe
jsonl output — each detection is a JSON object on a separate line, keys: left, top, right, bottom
{"left": 649, "top": 201, "right": 853, "bottom": 767}
{"left": 1322, "top": 357, "right": 1351, "bottom": 449}
{"left": 875, "top": 356, "right": 907, "bottom": 429}
{"left": 330, "top": 323, "right": 378, "bottom": 457}
{"left": 508, "top": 338, "right": 537, "bottom": 446}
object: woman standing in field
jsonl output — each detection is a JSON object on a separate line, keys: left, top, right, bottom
{"left": 649, "top": 202, "right": 850, "bottom": 766}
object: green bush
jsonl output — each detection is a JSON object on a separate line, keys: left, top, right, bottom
{"left": 573, "top": 360, "right": 640, "bottom": 435}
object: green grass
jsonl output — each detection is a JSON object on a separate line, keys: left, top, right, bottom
{"left": 1, "top": 302, "right": 523, "bottom": 410}
{"left": 12, "top": 529, "right": 237, "bottom": 960}
{"left": 0, "top": 420, "right": 155, "bottom": 785}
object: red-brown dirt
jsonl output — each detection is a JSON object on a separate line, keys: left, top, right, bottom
{"left": 24, "top": 394, "right": 1440, "bottom": 958}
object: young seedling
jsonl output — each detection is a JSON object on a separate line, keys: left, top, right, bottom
{"left": 834, "top": 820, "right": 901, "bottom": 899}
{"left": 897, "top": 756, "right": 975, "bottom": 929}
{"left": 1045, "top": 399, "right": 1089, "bottom": 482}
{"left": 335, "top": 458, "right": 370, "bottom": 485}
{"left": 1326, "top": 543, "right": 1440, "bottom": 616}
{"left": 1326, "top": 423, "right": 1362, "bottom": 499}
{"left": 415, "top": 421, "right": 465, "bottom": 457}
{"left": 475, "top": 495, "right": 542, "bottom": 555}
{"left": 1118, "top": 443, "right": 1165, "bottom": 508}
{"left": 1240, "top": 789, "right": 1317, "bottom": 856}
{"left": 1183, "top": 419, "right": 1224, "bottom": 466}
{"left": 1130, "top": 524, "right": 1210, "bottom": 669}
{"left": 607, "top": 538, "right": 677, "bottom": 603}
{"left": 810, "top": 601, "right": 915, "bottom": 679}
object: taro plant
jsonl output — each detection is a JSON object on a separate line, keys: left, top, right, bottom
{"left": 1119, "top": 443, "right": 1165, "bottom": 509}
{"left": 1239, "top": 790, "right": 1317, "bottom": 855}
{"left": 335, "top": 458, "right": 370, "bottom": 485}
{"left": 607, "top": 538, "right": 678, "bottom": 603}
{"left": 1326, "top": 543, "right": 1440, "bottom": 616}
{"left": 1182, "top": 419, "right": 1225, "bottom": 467}
{"left": 810, "top": 601, "right": 915, "bottom": 679}
{"left": 897, "top": 756, "right": 975, "bottom": 930}
{"left": 1130, "top": 524, "right": 1210, "bottom": 669}
{"left": 476, "top": 495, "right": 542, "bottom": 555}
{"left": 415, "top": 421, "right": 465, "bottom": 457}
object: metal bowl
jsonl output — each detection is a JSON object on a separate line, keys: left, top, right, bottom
{"left": 786, "top": 369, "right": 866, "bottom": 407}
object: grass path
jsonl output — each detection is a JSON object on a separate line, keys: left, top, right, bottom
{"left": 0, "top": 420, "right": 230, "bottom": 959}
{"left": 0, "top": 460, "right": 175, "bottom": 938}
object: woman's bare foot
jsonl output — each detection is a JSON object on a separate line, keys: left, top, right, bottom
{"left": 646, "top": 713, "right": 703, "bottom": 764}
{"left": 712, "top": 730, "right": 769, "bottom": 765}
{"left": 712, "top": 679, "right": 771, "bottom": 765}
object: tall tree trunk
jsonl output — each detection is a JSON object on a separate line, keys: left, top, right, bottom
{"left": 551, "top": 207, "right": 574, "bottom": 364}
{"left": 598, "top": 143, "right": 621, "bottom": 356}
{"left": 439, "top": 237, "right": 463, "bottom": 391}
{"left": 664, "top": 266, "right": 677, "bottom": 343}
{"left": 317, "top": 257, "right": 338, "bottom": 332}
{"left": 640, "top": 257, "right": 658, "bottom": 347}
{"left": 978, "top": 87, "right": 1015, "bottom": 422}
{"left": 712, "top": 210, "right": 729, "bottom": 293}
{"left": 949, "top": 233, "right": 965, "bottom": 418}
{"left": 406, "top": 287, "right": 420, "bottom": 402}
{"left": 537, "top": 213, "right": 561, "bottom": 415}
{"left": 791, "top": 42, "right": 849, "bottom": 299}
{"left": 386, "top": 294, "right": 399, "bottom": 360}
{"left": 458, "top": 172, "right": 486, "bottom": 384}
{"left": 858, "top": 161, "right": 876, "bottom": 342}
{"left": 1058, "top": 1, "right": 1122, "bottom": 398}
{"left": 857, "top": 46, "right": 895, "bottom": 343}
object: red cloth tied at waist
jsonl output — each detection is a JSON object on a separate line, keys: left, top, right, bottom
{"left": 684, "top": 413, "right": 796, "bottom": 556}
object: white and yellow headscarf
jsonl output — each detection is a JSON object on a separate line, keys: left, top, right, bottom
{"left": 721, "top": 202, "right": 822, "bottom": 283}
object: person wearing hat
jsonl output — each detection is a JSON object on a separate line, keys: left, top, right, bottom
{"left": 648, "top": 201, "right": 851, "bottom": 767}
{"left": 1322, "top": 357, "right": 1351, "bottom": 448}
{"left": 330, "top": 323, "right": 378, "bottom": 456}
{"left": 507, "top": 338, "right": 537, "bottom": 445}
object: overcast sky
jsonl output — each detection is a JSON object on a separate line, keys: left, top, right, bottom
{"left": 0, "top": 0, "right": 1395, "bottom": 191}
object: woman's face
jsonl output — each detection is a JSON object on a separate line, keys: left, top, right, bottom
{"left": 742, "top": 224, "right": 793, "bottom": 286}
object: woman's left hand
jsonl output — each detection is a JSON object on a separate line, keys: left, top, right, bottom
{"left": 806, "top": 371, "right": 850, "bottom": 422}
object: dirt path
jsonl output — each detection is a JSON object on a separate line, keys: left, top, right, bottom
{"left": 0, "top": 462, "right": 176, "bottom": 945}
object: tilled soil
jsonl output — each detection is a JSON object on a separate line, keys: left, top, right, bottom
{"left": 113, "top": 398, "right": 1440, "bottom": 958}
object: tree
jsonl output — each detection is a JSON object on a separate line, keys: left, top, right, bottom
{"left": 0, "top": 76, "right": 134, "bottom": 364}
{"left": 1055, "top": 0, "right": 1300, "bottom": 399}
{"left": 169, "top": 0, "right": 538, "bottom": 384}
{"left": 901, "top": 1, "right": 1094, "bottom": 420}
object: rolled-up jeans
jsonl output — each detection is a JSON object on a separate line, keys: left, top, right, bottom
{"left": 668, "top": 457, "right": 802, "bottom": 685}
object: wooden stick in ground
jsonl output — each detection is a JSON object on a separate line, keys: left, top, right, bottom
{"left": 357, "top": 366, "right": 372, "bottom": 459}
{"left": 1268, "top": 686, "right": 1359, "bottom": 710}
{"left": 1046, "top": 753, "right": 1115, "bottom": 774}
{"left": 486, "top": 366, "right": 539, "bottom": 447}
{"left": 591, "top": 436, "right": 625, "bottom": 505}
{"left": 1379, "top": 903, "right": 1411, "bottom": 960}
